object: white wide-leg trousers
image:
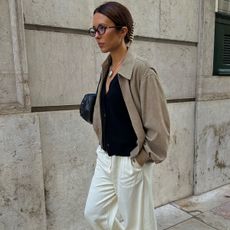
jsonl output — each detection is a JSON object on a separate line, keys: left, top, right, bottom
{"left": 84, "top": 146, "right": 157, "bottom": 230}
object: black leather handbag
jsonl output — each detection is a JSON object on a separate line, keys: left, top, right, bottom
{"left": 80, "top": 78, "right": 101, "bottom": 124}
{"left": 80, "top": 93, "right": 96, "bottom": 124}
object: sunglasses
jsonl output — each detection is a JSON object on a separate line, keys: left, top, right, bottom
{"left": 88, "top": 24, "right": 122, "bottom": 37}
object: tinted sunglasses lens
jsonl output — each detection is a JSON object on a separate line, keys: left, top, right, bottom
{"left": 89, "top": 28, "right": 96, "bottom": 37}
{"left": 97, "top": 25, "right": 106, "bottom": 35}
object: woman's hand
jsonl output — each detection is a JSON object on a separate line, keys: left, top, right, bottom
{"left": 133, "top": 155, "right": 145, "bottom": 167}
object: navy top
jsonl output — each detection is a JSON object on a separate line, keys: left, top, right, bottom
{"left": 100, "top": 74, "right": 137, "bottom": 156}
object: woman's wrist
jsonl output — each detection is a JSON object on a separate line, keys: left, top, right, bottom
{"left": 134, "top": 154, "right": 145, "bottom": 167}
{"left": 131, "top": 157, "right": 142, "bottom": 168}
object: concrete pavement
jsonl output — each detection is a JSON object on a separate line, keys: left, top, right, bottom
{"left": 155, "top": 184, "right": 230, "bottom": 230}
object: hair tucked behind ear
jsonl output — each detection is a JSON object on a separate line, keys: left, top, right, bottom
{"left": 94, "top": 1, "right": 134, "bottom": 45}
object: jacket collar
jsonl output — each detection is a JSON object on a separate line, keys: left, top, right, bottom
{"left": 101, "top": 47, "right": 136, "bottom": 80}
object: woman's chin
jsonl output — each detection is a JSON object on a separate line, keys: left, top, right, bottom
{"left": 98, "top": 46, "right": 109, "bottom": 53}
{"left": 100, "top": 48, "right": 109, "bottom": 53}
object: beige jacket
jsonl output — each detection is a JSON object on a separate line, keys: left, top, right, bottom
{"left": 93, "top": 49, "right": 170, "bottom": 164}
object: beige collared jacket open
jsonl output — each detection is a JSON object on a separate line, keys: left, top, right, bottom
{"left": 93, "top": 49, "right": 170, "bottom": 164}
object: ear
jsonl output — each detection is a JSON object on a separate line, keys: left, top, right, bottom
{"left": 120, "top": 26, "right": 128, "bottom": 37}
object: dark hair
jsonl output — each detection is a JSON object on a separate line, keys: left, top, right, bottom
{"left": 94, "top": 1, "right": 134, "bottom": 44}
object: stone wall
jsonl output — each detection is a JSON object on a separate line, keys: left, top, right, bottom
{"left": 0, "top": 0, "right": 229, "bottom": 229}
{"left": 195, "top": 0, "right": 230, "bottom": 194}
{"left": 0, "top": 0, "right": 30, "bottom": 114}
{"left": 0, "top": 113, "right": 46, "bottom": 230}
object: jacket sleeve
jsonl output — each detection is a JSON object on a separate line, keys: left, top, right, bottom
{"left": 137, "top": 68, "right": 170, "bottom": 164}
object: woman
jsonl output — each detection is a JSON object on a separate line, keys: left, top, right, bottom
{"left": 84, "top": 2, "right": 170, "bottom": 230}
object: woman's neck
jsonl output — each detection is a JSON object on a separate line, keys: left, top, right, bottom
{"left": 110, "top": 43, "right": 128, "bottom": 67}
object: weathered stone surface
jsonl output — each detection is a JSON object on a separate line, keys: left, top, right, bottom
{"left": 154, "top": 102, "right": 195, "bottom": 206}
{"left": 0, "top": 0, "right": 14, "bottom": 72}
{"left": 155, "top": 204, "right": 192, "bottom": 230}
{"left": 0, "top": 0, "right": 30, "bottom": 113}
{"left": 173, "top": 184, "right": 230, "bottom": 215}
{"left": 218, "top": 0, "right": 230, "bottom": 13}
{"left": 133, "top": 40, "right": 197, "bottom": 100}
{"left": 196, "top": 202, "right": 230, "bottom": 230}
{"left": 25, "top": 30, "right": 97, "bottom": 106}
{"left": 0, "top": 74, "right": 17, "bottom": 104}
{"left": 23, "top": 0, "right": 94, "bottom": 30}
{"left": 195, "top": 100, "right": 230, "bottom": 194}
{"left": 38, "top": 110, "right": 98, "bottom": 230}
{"left": 23, "top": 0, "right": 198, "bottom": 42}
{"left": 0, "top": 0, "right": 17, "bottom": 108}
{"left": 168, "top": 218, "right": 216, "bottom": 230}
{"left": 197, "top": 0, "right": 215, "bottom": 77}
{"left": 157, "top": 185, "right": 230, "bottom": 230}
{"left": 25, "top": 30, "right": 197, "bottom": 106}
{"left": 197, "top": 76, "right": 230, "bottom": 101}
{"left": 0, "top": 114, "right": 46, "bottom": 230}
{"left": 23, "top": 0, "right": 159, "bottom": 38}
{"left": 159, "top": 0, "right": 199, "bottom": 42}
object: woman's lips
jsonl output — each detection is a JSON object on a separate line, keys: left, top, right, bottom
{"left": 98, "top": 43, "right": 104, "bottom": 48}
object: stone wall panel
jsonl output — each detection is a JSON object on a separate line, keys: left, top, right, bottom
{"left": 195, "top": 100, "right": 230, "bottom": 194}
{"left": 197, "top": 76, "right": 230, "bottom": 101}
{"left": 0, "top": 0, "right": 30, "bottom": 113}
{"left": 25, "top": 30, "right": 97, "bottom": 106}
{"left": 160, "top": 0, "right": 199, "bottom": 42}
{"left": 25, "top": 29, "right": 197, "bottom": 106}
{"left": 133, "top": 40, "right": 197, "bottom": 100}
{"left": 0, "top": 74, "right": 17, "bottom": 104}
{"left": 38, "top": 110, "right": 98, "bottom": 230}
{"left": 0, "top": 0, "right": 14, "bottom": 72}
{"left": 22, "top": 0, "right": 93, "bottom": 30}
{"left": 0, "top": 114, "right": 46, "bottom": 230}
{"left": 197, "top": 0, "right": 215, "bottom": 77}
{"left": 154, "top": 102, "right": 195, "bottom": 206}
{"left": 23, "top": 0, "right": 199, "bottom": 42}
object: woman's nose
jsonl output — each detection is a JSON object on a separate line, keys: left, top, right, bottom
{"left": 95, "top": 31, "right": 101, "bottom": 39}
